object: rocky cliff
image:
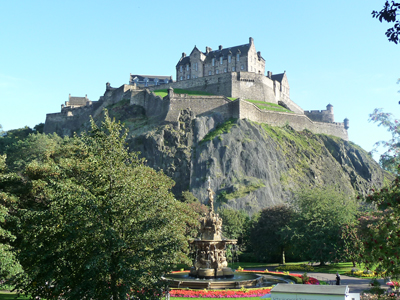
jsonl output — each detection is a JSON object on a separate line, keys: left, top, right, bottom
{"left": 88, "top": 101, "right": 391, "bottom": 215}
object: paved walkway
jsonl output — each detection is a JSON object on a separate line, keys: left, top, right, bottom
{"left": 303, "top": 272, "right": 385, "bottom": 294}
{"left": 251, "top": 268, "right": 387, "bottom": 294}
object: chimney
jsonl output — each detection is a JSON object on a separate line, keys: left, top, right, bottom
{"left": 219, "top": 45, "right": 223, "bottom": 50}
{"left": 182, "top": 52, "right": 186, "bottom": 58}
{"left": 257, "top": 51, "right": 261, "bottom": 58}
{"left": 267, "top": 71, "right": 272, "bottom": 79}
{"left": 249, "top": 37, "right": 254, "bottom": 45}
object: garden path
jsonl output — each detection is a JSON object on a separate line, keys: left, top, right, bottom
{"left": 250, "top": 268, "right": 387, "bottom": 294}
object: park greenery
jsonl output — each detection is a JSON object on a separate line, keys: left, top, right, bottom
{"left": 0, "top": 112, "right": 198, "bottom": 299}
{"left": 2, "top": 109, "right": 400, "bottom": 297}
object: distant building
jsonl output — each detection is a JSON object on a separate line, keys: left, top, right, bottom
{"left": 62, "top": 94, "right": 92, "bottom": 109}
{"left": 129, "top": 74, "right": 173, "bottom": 87}
{"left": 176, "top": 37, "right": 265, "bottom": 81}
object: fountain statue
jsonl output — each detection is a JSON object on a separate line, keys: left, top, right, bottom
{"left": 189, "top": 177, "right": 237, "bottom": 279}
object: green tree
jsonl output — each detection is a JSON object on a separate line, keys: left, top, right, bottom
{"left": 0, "top": 126, "right": 34, "bottom": 155}
{"left": 285, "top": 186, "right": 358, "bottom": 265}
{"left": 250, "top": 205, "right": 294, "bottom": 264}
{"left": 0, "top": 155, "right": 23, "bottom": 280}
{"left": 373, "top": 1, "right": 400, "bottom": 44}
{"left": 13, "top": 111, "right": 197, "bottom": 300}
{"left": 337, "top": 219, "right": 364, "bottom": 267}
{"left": 217, "top": 207, "right": 249, "bottom": 241}
{"left": 5, "top": 133, "right": 63, "bottom": 172}
{"left": 369, "top": 109, "right": 400, "bottom": 174}
{"left": 360, "top": 181, "right": 400, "bottom": 277}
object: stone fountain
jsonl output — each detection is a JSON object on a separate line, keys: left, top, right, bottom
{"left": 189, "top": 178, "right": 237, "bottom": 279}
{"left": 162, "top": 178, "right": 290, "bottom": 289}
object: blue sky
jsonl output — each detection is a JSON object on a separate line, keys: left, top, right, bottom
{"left": 0, "top": 0, "right": 398, "bottom": 160}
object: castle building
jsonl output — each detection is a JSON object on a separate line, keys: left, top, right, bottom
{"left": 44, "top": 38, "right": 349, "bottom": 141}
{"left": 62, "top": 94, "right": 92, "bottom": 109}
{"left": 129, "top": 74, "right": 173, "bottom": 87}
{"left": 176, "top": 37, "right": 266, "bottom": 81}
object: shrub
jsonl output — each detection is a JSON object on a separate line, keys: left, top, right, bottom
{"left": 276, "top": 264, "right": 315, "bottom": 272}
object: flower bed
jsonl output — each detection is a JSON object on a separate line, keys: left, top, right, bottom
{"left": 170, "top": 288, "right": 271, "bottom": 298}
{"left": 169, "top": 270, "right": 320, "bottom": 298}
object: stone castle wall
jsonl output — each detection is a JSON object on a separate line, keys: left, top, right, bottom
{"left": 128, "top": 88, "right": 348, "bottom": 140}
{"left": 148, "top": 72, "right": 234, "bottom": 98}
{"left": 238, "top": 100, "right": 348, "bottom": 140}
{"left": 44, "top": 81, "right": 348, "bottom": 141}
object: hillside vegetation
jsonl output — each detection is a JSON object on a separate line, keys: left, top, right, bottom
{"left": 92, "top": 100, "right": 391, "bottom": 214}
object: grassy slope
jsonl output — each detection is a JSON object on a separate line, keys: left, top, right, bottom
{"left": 153, "top": 89, "right": 214, "bottom": 98}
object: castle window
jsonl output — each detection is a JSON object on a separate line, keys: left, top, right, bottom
{"left": 237, "top": 53, "right": 240, "bottom": 61}
{"left": 232, "top": 67, "right": 235, "bottom": 71}
{"left": 186, "top": 65, "right": 189, "bottom": 71}
{"left": 224, "top": 68, "right": 227, "bottom": 72}
{"left": 180, "top": 76, "right": 183, "bottom": 81}
{"left": 228, "top": 55, "right": 231, "bottom": 63}
{"left": 241, "top": 64, "right": 244, "bottom": 70}
{"left": 180, "top": 66, "right": 182, "bottom": 72}
{"left": 212, "top": 58, "right": 215, "bottom": 66}
{"left": 208, "top": 71, "right": 212, "bottom": 75}
{"left": 216, "top": 69, "right": 219, "bottom": 74}
{"left": 220, "top": 57, "right": 223, "bottom": 64}
{"left": 187, "top": 75, "right": 190, "bottom": 79}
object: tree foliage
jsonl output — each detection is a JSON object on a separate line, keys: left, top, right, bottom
{"left": 372, "top": 1, "right": 400, "bottom": 44}
{"left": 0, "top": 155, "right": 23, "bottom": 279}
{"left": 250, "top": 205, "right": 294, "bottom": 264}
{"left": 13, "top": 111, "right": 197, "bottom": 300}
{"left": 369, "top": 109, "right": 400, "bottom": 174}
{"left": 337, "top": 219, "right": 364, "bottom": 267}
{"left": 284, "top": 186, "right": 358, "bottom": 265}
{"left": 360, "top": 179, "right": 400, "bottom": 277}
{"left": 217, "top": 207, "right": 250, "bottom": 241}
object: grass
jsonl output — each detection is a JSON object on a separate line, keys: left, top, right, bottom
{"left": 245, "top": 99, "right": 293, "bottom": 113}
{"left": 153, "top": 88, "right": 214, "bottom": 98}
{"left": 199, "top": 118, "right": 237, "bottom": 145}
{"left": 0, "top": 292, "right": 30, "bottom": 300}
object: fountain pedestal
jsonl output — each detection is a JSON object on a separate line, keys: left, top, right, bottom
{"left": 189, "top": 183, "right": 237, "bottom": 279}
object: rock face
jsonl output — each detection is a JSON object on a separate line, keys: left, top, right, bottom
{"left": 91, "top": 102, "right": 390, "bottom": 215}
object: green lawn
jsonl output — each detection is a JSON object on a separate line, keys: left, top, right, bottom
{"left": 153, "top": 88, "right": 214, "bottom": 98}
{"left": 244, "top": 99, "right": 293, "bottom": 113}
{"left": 0, "top": 292, "right": 29, "bottom": 300}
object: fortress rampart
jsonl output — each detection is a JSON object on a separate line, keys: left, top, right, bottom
{"left": 44, "top": 80, "right": 349, "bottom": 141}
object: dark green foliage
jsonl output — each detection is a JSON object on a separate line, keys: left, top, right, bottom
{"left": 218, "top": 207, "right": 250, "bottom": 240}
{"left": 0, "top": 127, "right": 34, "bottom": 155}
{"left": 12, "top": 111, "right": 198, "bottom": 300}
{"left": 284, "top": 186, "right": 358, "bottom": 265}
{"left": 250, "top": 205, "right": 294, "bottom": 264}
{"left": 0, "top": 155, "right": 23, "bottom": 280}
{"left": 372, "top": 1, "right": 400, "bottom": 44}
{"left": 360, "top": 172, "right": 400, "bottom": 277}
{"left": 5, "top": 133, "right": 63, "bottom": 172}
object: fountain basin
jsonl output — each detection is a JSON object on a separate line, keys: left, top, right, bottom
{"left": 163, "top": 271, "right": 289, "bottom": 289}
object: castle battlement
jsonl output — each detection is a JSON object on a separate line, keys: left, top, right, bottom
{"left": 43, "top": 38, "right": 349, "bottom": 140}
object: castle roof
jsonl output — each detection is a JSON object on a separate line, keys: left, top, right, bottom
{"left": 68, "top": 95, "right": 89, "bottom": 106}
{"left": 130, "top": 74, "right": 172, "bottom": 81}
{"left": 176, "top": 39, "right": 265, "bottom": 67}
{"left": 271, "top": 72, "right": 285, "bottom": 83}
